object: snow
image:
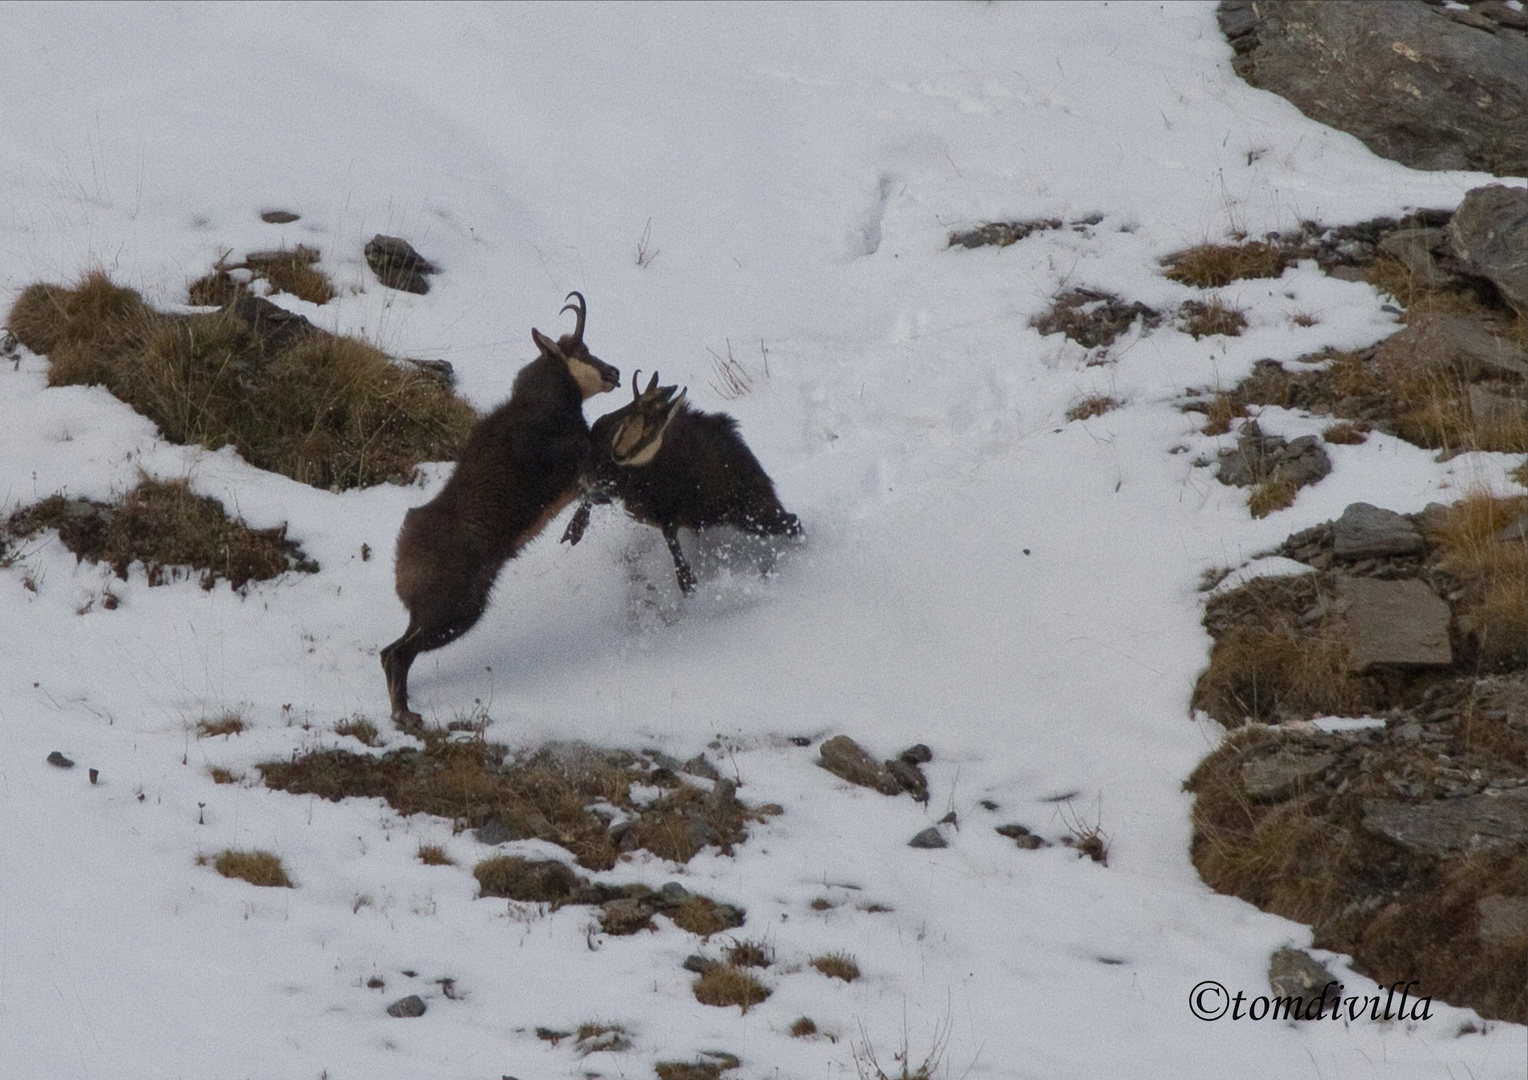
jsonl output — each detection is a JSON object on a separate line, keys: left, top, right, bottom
{"left": 1, "top": 2, "right": 1523, "bottom": 1078}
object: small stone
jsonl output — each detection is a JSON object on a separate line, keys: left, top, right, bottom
{"left": 88, "top": 768, "right": 99, "bottom": 784}
{"left": 1377, "top": 228, "right": 1448, "bottom": 286}
{"left": 884, "top": 758, "right": 929, "bottom": 802}
{"left": 46, "top": 752, "right": 74, "bottom": 768}
{"left": 259, "top": 209, "right": 300, "bottom": 224}
{"left": 1268, "top": 948, "right": 1340, "bottom": 1017}
{"left": 682, "top": 754, "right": 721, "bottom": 781}
{"left": 908, "top": 827, "right": 948, "bottom": 849}
{"left": 899, "top": 744, "right": 933, "bottom": 764}
{"left": 365, "top": 234, "right": 437, "bottom": 295}
{"left": 682, "top": 954, "right": 716, "bottom": 974}
{"left": 386, "top": 994, "right": 427, "bottom": 1018}
{"left": 1012, "top": 834, "right": 1045, "bottom": 850}
{"left": 659, "top": 882, "right": 691, "bottom": 904}
{"left": 1241, "top": 750, "right": 1335, "bottom": 802}
{"left": 995, "top": 823, "right": 1032, "bottom": 839}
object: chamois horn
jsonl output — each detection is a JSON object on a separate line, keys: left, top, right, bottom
{"left": 560, "top": 291, "right": 587, "bottom": 344}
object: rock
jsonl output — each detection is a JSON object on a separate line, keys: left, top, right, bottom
{"left": 682, "top": 954, "right": 716, "bottom": 974}
{"left": 884, "top": 757, "right": 929, "bottom": 802}
{"left": 1216, "top": 423, "right": 1331, "bottom": 490}
{"left": 1362, "top": 786, "right": 1528, "bottom": 856}
{"left": 259, "top": 210, "right": 300, "bottom": 224}
{"left": 1375, "top": 312, "right": 1528, "bottom": 380}
{"left": 46, "top": 751, "right": 74, "bottom": 768}
{"left": 1333, "top": 503, "right": 1426, "bottom": 560}
{"left": 1377, "top": 227, "right": 1449, "bottom": 286}
{"left": 1500, "top": 512, "right": 1528, "bottom": 544}
{"left": 231, "top": 294, "right": 319, "bottom": 352}
{"left": 474, "top": 816, "right": 531, "bottom": 846}
{"left": 1477, "top": 894, "right": 1528, "bottom": 945}
{"left": 817, "top": 735, "right": 903, "bottom": 795}
{"left": 365, "top": 235, "right": 438, "bottom": 295}
{"left": 1333, "top": 576, "right": 1452, "bottom": 670}
{"left": 1217, "top": 2, "right": 1528, "bottom": 176}
{"left": 386, "top": 994, "right": 427, "bottom": 1018}
{"left": 899, "top": 743, "right": 933, "bottom": 765}
{"left": 1268, "top": 948, "right": 1341, "bottom": 1016}
{"left": 1241, "top": 749, "right": 1336, "bottom": 802}
{"left": 995, "top": 824, "right": 1032, "bottom": 839}
{"left": 1447, "top": 185, "right": 1528, "bottom": 317}
{"left": 908, "top": 827, "right": 948, "bottom": 849}
{"left": 599, "top": 897, "right": 656, "bottom": 936}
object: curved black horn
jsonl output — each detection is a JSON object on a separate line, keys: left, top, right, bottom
{"left": 560, "top": 291, "right": 587, "bottom": 344}
{"left": 646, "top": 371, "right": 660, "bottom": 396}
{"left": 631, "top": 369, "right": 643, "bottom": 401}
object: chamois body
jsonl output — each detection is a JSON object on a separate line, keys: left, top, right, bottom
{"left": 381, "top": 294, "right": 618, "bottom": 724}
{"left": 565, "top": 376, "right": 801, "bottom": 593}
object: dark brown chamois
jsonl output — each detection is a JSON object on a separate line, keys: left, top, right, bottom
{"left": 381, "top": 292, "right": 619, "bottom": 725}
{"left": 561, "top": 372, "right": 802, "bottom": 594}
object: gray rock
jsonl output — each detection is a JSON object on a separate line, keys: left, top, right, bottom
{"left": 1217, "top": 2, "right": 1528, "bottom": 176}
{"left": 474, "top": 815, "right": 531, "bottom": 846}
{"left": 1241, "top": 750, "right": 1336, "bottom": 802}
{"left": 1377, "top": 228, "right": 1449, "bottom": 286}
{"left": 386, "top": 994, "right": 427, "bottom": 1018}
{"left": 1447, "top": 185, "right": 1528, "bottom": 317}
{"left": 1216, "top": 423, "right": 1332, "bottom": 490}
{"left": 884, "top": 757, "right": 929, "bottom": 803}
{"left": 1362, "top": 786, "right": 1528, "bottom": 856}
{"left": 1375, "top": 312, "right": 1528, "bottom": 380}
{"left": 908, "top": 827, "right": 948, "bottom": 849}
{"left": 1268, "top": 948, "right": 1341, "bottom": 1017}
{"left": 1468, "top": 384, "right": 1528, "bottom": 438}
{"left": 1333, "top": 503, "right": 1426, "bottom": 560}
{"left": 682, "top": 954, "right": 716, "bottom": 974}
{"left": 899, "top": 743, "right": 933, "bottom": 765}
{"left": 1333, "top": 576, "right": 1452, "bottom": 670}
{"left": 364, "top": 235, "right": 438, "bottom": 295}
{"left": 1477, "top": 894, "right": 1528, "bottom": 945}
{"left": 46, "top": 751, "right": 75, "bottom": 768}
{"left": 1500, "top": 512, "right": 1528, "bottom": 544}
{"left": 817, "top": 735, "right": 903, "bottom": 795}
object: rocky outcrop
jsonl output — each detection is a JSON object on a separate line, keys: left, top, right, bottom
{"left": 1218, "top": 1, "right": 1528, "bottom": 177}
{"left": 1447, "top": 184, "right": 1528, "bottom": 316}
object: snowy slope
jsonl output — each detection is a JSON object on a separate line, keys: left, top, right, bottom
{"left": 1, "top": 3, "right": 1523, "bottom": 1078}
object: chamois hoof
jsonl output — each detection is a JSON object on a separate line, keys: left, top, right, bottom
{"left": 392, "top": 708, "right": 425, "bottom": 736}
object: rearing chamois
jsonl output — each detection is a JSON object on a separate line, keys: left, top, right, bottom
{"left": 381, "top": 292, "right": 619, "bottom": 725}
{"left": 561, "top": 373, "right": 801, "bottom": 593}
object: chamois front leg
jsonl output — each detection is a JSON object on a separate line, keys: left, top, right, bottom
{"left": 661, "top": 523, "right": 697, "bottom": 594}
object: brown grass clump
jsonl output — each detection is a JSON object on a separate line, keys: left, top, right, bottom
{"left": 1511, "top": 459, "right": 1527, "bottom": 488}
{"left": 1032, "top": 288, "right": 1161, "bottom": 350}
{"left": 1163, "top": 241, "right": 1293, "bottom": 287}
{"left": 693, "top": 964, "right": 771, "bottom": 1012}
{"left": 1178, "top": 297, "right": 1248, "bottom": 340}
{"left": 809, "top": 952, "right": 861, "bottom": 981}
{"left": 6, "top": 273, "right": 477, "bottom": 490}
{"left": 474, "top": 856, "right": 584, "bottom": 903}
{"left": 1192, "top": 577, "right": 1371, "bottom": 726}
{"left": 417, "top": 843, "right": 452, "bottom": 866}
{"left": 258, "top": 739, "right": 758, "bottom": 871}
{"left": 1065, "top": 395, "right": 1119, "bottom": 422}
{"left": 789, "top": 1016, "right": 818, "bottom": 1037}
{"left": 199, "top": 849, "right": 292, "bottom": 888}
{"left": 3, "top": 477, "right": 317, "bottom": 591}
{"left": 669, "top": 896, "right": 743, "bottom": 937}
{"left": 188, "top": 246, "right": 336, "bottom": 307}
{"left": 723, "top": 939, "right": 771, "bottom": 968}
{"left": 655, "top": 1064, "right": 723, "bottom": 1080}
{"left": 1247, "top": 477, "right": 1299, "bottom": 518}
{"left": 574, "top": 1022, "right": 633, "bottom": 1054}
{"left": 197, "top": 712, "right": 246, "bottom": 738}
{"left": 208, "top": 766, "right": 240, "bottom": 784}
{"left": 1423, "top": 494, "right": 1528, "bottom": 669}
{"left": 1199, "top": 391, "right": 1250, "bottom": 436}
{"left": 1321, "top": 422, "right": 1368, "bottom": 445}
{"left": 334, "top": 715, "right": 381, "bottom": 747}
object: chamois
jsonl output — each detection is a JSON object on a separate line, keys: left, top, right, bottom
{"left": 380, "top": 292, "right": 619, "bottom": 725}
{"left": 562, "top": 372, "right": 801, "bottom": 593}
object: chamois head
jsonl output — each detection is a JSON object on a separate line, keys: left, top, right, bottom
{"left": 530, "top": 291, "right": 621, "bottom": 399}
{"left": 602, "top": 370, "right": 687, "bottom": 469}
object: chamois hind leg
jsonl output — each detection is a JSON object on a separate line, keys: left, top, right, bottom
{"left": 381, "top": 585, "right": 491, "bottom": 731}
{"left": 661, "top": 524, "right": 697, "bottom": 594}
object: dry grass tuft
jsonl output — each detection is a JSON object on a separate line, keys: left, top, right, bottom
{"left": 208, "top": 766, "right": 240, "bottom": 784}
{"left": 1065, "top": 395, "right": 1120, "bottom": 422}
{"left": 189, "top": 246, "right": 336, "bottom": 307}
{"left": 1247, "top": 476, "right": 1299, "bottom": 518}
{"left": 197, "top": 712, "right": 246, "bottom": 738}
{"left": 1032, "top": 288, "right": 1161, "bottom": 350}
{"left": 1321, "top": 421, "right": 1368, "bottom": 445}
{"left": 6, "top": 273, "right": 477, "bottom": 490}
{"left": 669, "top": 895, "right": 744, "bottom": 937}
{"left": 199, "top": 849, "right": 292, "bottom": 888}
{"left": 1423, "top": 493, "right": 1528, "bottom": 669}
{"left": 789, "top": 1016, "right": 819, "bottom": 1037}
{"left": 473, "top": 856, "right": 583, "bottom": 904}
{"left": 655, "top": 1064, "right": 722, "bottom": 1080}
{"left": 1199, "top": 391, "right": 1249, "bottom": 436}
{"left": 693, "top": 964, "right": 771, "bottom": 1012}
{"left": 334, "top": 715, "right": 381, "bottom": 747}
{"left": 1162, "top": 241, "right": 1293, "bottom": 287}
{"left": 1511, "top": 459, "right": 1527, "bottom": 488}
{"left": 1178, "top": 297, "right": 1248, "bottom": 340}
{"left": 1192, "top": 577, "right": 1367, "bottom": 726}
{"left": 4, "top": 477, "right": 317, "bottom": 591}
{"left": 574, "top": 1021, "right": 633, "bottom": 1054}
{"left": 810, "top": 951, "right": 861, "bottom": 981}
{"left": 723, "top": 938, "right": 772, "bottom": 968}
{"left": 417, "top": 843, "right": 452, "bottom": 866}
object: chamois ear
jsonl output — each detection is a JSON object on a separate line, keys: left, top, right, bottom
{"left": 531, "top": 327, "right": 563, "bottom": 358}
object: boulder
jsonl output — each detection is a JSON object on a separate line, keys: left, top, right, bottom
{"left": 817, "top": 735, "right": 903, "bottom": 795}
{"left": 1362, "top": 786, "right": 1528, "bottom": 857}
{"left": 1332, "top": 503, "right": 1426, "bottom": 560}
{"left": 1216, "top": 422, "right": 1331, "bottom": 490}
{"left": 1217, "top": 1, "right": 1528, "bottom": 176}
{"left": 1447, "top": 185, "right": 1528, "bottom": 317}
{"left": 1333, "top": 576, "right": 1452, "bottom": 670}
{"left": 1374, "top": 312, "right": 1527, "bottom": 381}
{"left": 1268, "top": 948, "right": 1341, "bottom": 1017}
{"left": 365, "top": 235, "right": 438, "bottom": 295}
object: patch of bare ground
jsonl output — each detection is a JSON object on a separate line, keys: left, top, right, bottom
{"left": 1189, "top": 494, "right": 1527, "bottom": 1022}
{"left": 6, "top": 272, "right": 477, "bottom": 489}
{"left": 2, "top": 476, "right": 317, "bottom": 591}
{"left": 189, "top": 245, "right": 336, "bottom": 307}
{"left": 1032, "top": 287, "right": 1162, "bottom": 352}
